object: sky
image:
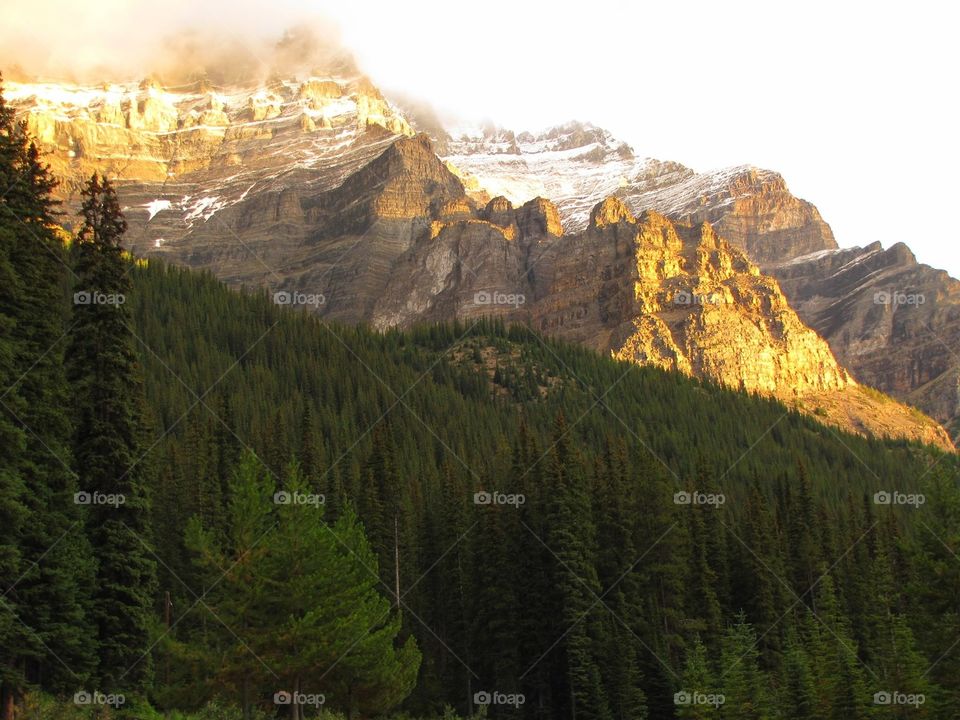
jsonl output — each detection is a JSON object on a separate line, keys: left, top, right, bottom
{"left": 2, "top": 0, "right": 958, "bottom": 275}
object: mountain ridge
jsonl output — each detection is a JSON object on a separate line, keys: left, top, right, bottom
{"left": 3, "top": 74, "right": 952, "bottom": 448}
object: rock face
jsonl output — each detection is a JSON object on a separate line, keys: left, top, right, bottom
{"left": 441, "top": 121, "right": 837, "bottom": 266}
{"left": 771, "top": 244, "right": 960, "bottom": 434}
{"left": 6, "top": 77, "right": 951, "bottom": 448}
{"left": 524, "top": 203, "right": 851, "bottom": 394}
{"left": 4, "top": 74, "right": 414, "bottom": 213}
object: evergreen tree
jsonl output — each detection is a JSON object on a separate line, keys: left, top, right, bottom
{"left": 65, "top": 173, "right": 157, "bottom": 691}
{"left": 675, "top": 637, "right": 719, "bottom": 720}
{"left": 189, "top": 452, "right": 421, "bottom": 719}
{"left": 717, "top": 613, "right": 773, "bottom": 720}
{"left": 781, "top": 629, "right": 817, "bottom": 720}
{"left": 545, "top": 413, "right": 611, "bottom": 720}
{"left": 0, "top": 78, "right": 96, "bottom": 704}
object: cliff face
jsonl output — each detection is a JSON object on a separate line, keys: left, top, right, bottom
{"left": 6, "top": 78, "right": 951, "bottom": 448}
{"left": 771, "top": 244, "right": 960, "bottom": 434}
{"left": 441, "top": 122, "right": 838, "bottom": 266}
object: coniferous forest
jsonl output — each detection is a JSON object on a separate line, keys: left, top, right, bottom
{"left": 2, "top": 80, "right": 960, "bottom": 720}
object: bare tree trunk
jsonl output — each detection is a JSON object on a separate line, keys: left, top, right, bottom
{"left": 394, "top": 514, "right": 401, "bottom": 611}
{"left": 242, "top": 673, "right": 251, "bottom": 720}
{"left": 1, "top": 686, "right": 16, "bottom": 720}
{"left": 292, "top": 674, "right": 302, "bottom": 720}
{"left": 164, "top": 590, "right": 172, "bottom": 686}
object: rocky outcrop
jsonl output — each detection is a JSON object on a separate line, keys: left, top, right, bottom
{"left": 529, "top": 206, "right": 852, "bottom": 396}
{"left": 7, "top": 74, "right": 414, "bottom": 204}
{"left": 669, "top": 168, "right": 837, "bottom": 267}
{"left": 440, "top": 121, "right": 837, "bottom": 267}
{"left": 771, "top": 243, "right": 960, "bottom": 434}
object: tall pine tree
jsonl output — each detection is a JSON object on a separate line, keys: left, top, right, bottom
{"left": 65, "top": 173, "right": 157, "bottom": 691}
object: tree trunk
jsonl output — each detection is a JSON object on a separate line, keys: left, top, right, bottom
{"left": 242, "top": 673, "right": 251, "bottom": 720}
{"left": 292, "top": 674, "right": 302, "bottom": 720}
{"left": 1, "top": 685, "right": 16, "bottom": 720}
{"left": 394, "top": 514, "right": 401, "bottom": 610}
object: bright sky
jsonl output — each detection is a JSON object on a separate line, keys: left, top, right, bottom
{"left": 3, "top": 0, "right": 958, "bottom": 275}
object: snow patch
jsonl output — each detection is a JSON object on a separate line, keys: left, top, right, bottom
{"left": 145, "top": 199, "right": 172, "bottom": 221}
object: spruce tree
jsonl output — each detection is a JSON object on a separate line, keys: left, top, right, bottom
{"left": 65, "top": 173, "right": 157, "bottom": 691}
{"left": 544, "top": 413, "right": 611, "bottom": 720}
{"left": 0, "top": 78, "right": 96, "bottom": 701}
{"left": 675, "top": 637, "right": 718, "bottom": 720}
{"left": 189, "top": 453, "right": 421, "bottom": 719}
{"left": 717, "top": 613, "right": 773, "bottom": 720}
{"left": 0, "top": 74, "right": 33, "bottom": 717}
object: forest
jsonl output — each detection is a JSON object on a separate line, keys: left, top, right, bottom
{"left": 2, "top": 80, "right": 960, "bottom": 719}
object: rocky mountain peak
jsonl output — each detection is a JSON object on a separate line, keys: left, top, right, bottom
{"left": 590, "top": 197, "right": 635, "bottom": 228}
{"left": 516, "top": 197, "right": 563, "bottom": 239}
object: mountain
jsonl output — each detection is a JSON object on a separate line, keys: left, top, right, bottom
{"left": 4, "top": 76, "right": 951, "bottom": 448}
{"left": 435, "top": 119, "right": 960, "bottom": 434}
{"left": 441, "top": 121, "right": 837, "bottom": 265}
{"left": 772, "top": 243, "right": 960, "bottom": 435}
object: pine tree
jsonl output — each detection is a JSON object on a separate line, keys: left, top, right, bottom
{"left": 781, "top": 628, "right": 817, "bottom": 720}
{"left": 0, "top": 74, "right": 34, "bottom": 718}
{"left": 189, "top": 453, "right": 421, "bottom": 719}
{"left": 805, "top": 573, "right": 871, "bottom": 720}
{"left": 0, "top": 78, "right": 96, "bottom": 704}
{"left": 65, "top": 173, "right": 157, "bottom": 691}
{"left": 545, "top": 413, "right": 611, "bottom": 720}
{"left": 595, "top": 441, "right": 647, "bottom": 720}
{"left": 675, "top": 637, "right": 719, "bottom": 720}
{"left": 717, "top": 613, "right": 773, "bottom": 720}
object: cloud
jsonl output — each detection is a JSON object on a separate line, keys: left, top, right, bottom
{"left": 0, "top": 0, "right": 351, "bottom": 84}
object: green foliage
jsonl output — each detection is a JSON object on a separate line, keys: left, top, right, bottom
{"left": 65, "top": 174, "right": 157, "bottom": 692}
{"left": 185, "top": 452, "right": 420, "bottom": 718}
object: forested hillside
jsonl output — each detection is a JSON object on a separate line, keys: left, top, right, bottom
{"left": 2, "top": 78, "right": 960, "bottom": 719}
{"left": 130, "top": 262, "right": 960, "bottom": 719}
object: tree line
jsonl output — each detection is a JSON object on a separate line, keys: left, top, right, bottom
{"left": 3, "top": 77, "right": 960, "bottom": 718}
